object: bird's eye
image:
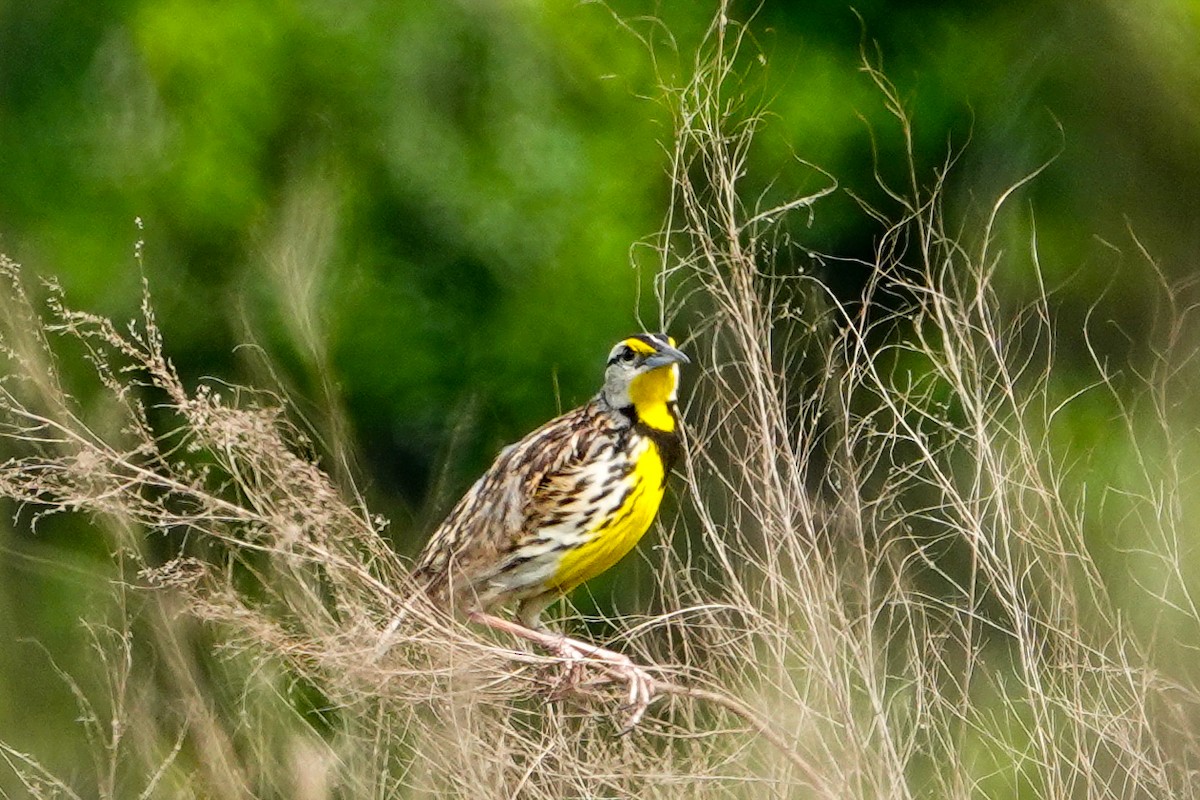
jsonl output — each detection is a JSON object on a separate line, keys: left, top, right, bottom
{"left": 620, "top": 349, "right": 637, "bottom": 363}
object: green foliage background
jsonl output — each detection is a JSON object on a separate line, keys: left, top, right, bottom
{"left": 1, "top": 0, "right": 1199, "bottom": 788}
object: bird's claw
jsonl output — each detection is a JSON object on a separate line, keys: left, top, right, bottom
{"left": 614, "top": 662, "right": 656, "bottom": 732}
{"left": 465, "top": 613, "right": 659, "bottom": 733}
{"left": 543, "top": 637, "right": 658, "bottom": 731}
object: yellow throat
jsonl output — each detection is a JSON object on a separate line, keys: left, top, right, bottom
{"left": 628, "top": 364, "right": 678, "bottom": 432}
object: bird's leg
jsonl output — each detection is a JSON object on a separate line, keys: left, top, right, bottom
{"left": 467, "top": 611, "right": 658, "bottom": 731}
{"left": 512, "top": 597, "right": 589, "bottom": 695}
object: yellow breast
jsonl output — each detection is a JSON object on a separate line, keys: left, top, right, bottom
{"left": 549, "top": 437, "right": 665, "bottom": 592}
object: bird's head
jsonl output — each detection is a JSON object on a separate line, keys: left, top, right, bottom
{"left": 601, "top": 333, "right": 689, "bottom": 431}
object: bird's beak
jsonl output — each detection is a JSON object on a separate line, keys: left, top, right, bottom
{"left": 644, "top": 342, "right": 690, "bottom": 369}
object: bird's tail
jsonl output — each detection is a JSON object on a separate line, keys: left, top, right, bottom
{"left": 372, "top": 605, "right": 410, "bottom": 662}
{"left": 372, "top": 581, "right": 445, "bottom": 662}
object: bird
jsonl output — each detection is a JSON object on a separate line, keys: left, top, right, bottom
{"left": 395, "top": 332, "right": 689, "bottom": 726}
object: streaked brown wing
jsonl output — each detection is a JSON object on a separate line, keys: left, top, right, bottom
{"left": 411, "top": 402, "right": 602, "bottom": 592}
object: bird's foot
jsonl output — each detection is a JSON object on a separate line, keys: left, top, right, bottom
{"left": 545, "top": 635, "right": 657, "bottom": 732}
{"left": 467, "top": 611, "right": 659, "bottom": 731}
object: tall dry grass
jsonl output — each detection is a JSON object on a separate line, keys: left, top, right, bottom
{"left": 2, "top": 7, "right": 1200, "bottom": 798}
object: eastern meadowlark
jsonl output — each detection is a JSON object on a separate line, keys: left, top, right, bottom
{"left": 398, "top": 332, "right": 689, "bottom": 725}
